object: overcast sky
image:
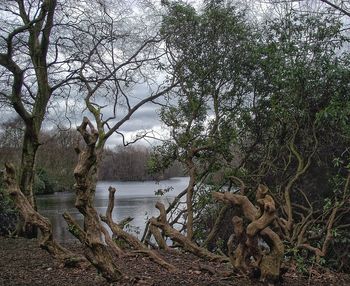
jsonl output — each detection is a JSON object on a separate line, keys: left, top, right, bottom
{"left": 2, "top": 0, "right": 348, "bottom": 148}
{"left": 0, "top": 0, "right": 175, "bottom": 149}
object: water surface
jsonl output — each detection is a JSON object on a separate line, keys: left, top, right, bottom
{"left": 37, "top": 177, "right": 189, "bottom": 242}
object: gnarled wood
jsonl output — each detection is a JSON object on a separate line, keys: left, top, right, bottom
{"left": 63, "top": 117, "right": 124, "bottom": 282}
{"left": 150, "top": 202, "right": 229, "bottom": 263}
{"left": 100, "top": 187, "right": 176, "bottom": 272}
{"left": 4, "top": 163, "right": 86, "bottom": 267}
{"left": 228, "top": 216, "right": 248, "bottom": 271}
{"left": 213, "top": 184, "right": 284, "bottom": 284}
{"left": 63, "top": 212, "right": 123, "bottom": 281}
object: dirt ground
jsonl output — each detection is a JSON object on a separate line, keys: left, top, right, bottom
{"left": 0, "top": 236, "right": 349, "bottom": 286}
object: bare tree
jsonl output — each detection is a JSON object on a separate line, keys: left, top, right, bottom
{"left": 52, "top": 1, "right": 180, "bottom": 281}
{"left": 0, "top": 0, "right": 87, "bottom": 237}
{"left": 319, "top": 0, "right": 350, "bottom": 17}
{"left": 0, "top": 0, "right": 58, "bottom": 237}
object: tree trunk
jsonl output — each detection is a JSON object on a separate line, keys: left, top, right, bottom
{"left": 16, "top": 126, "right": 40, "bottom": 238}
{"left": 4, "top": 163, "right": 86, "bottom": 266}
{"left": 185, "top": 158, "right": 196, "bottom": 240}
{"left": 63, "top": 117, "right": 124, "bottom": 282}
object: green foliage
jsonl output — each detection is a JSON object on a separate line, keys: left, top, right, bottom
{"left": 284, "top": 247, "right": 321, "bottom": 275}
{"left": 157, "top": 1, "right": 350, "bottom": 273}
{"left": 240, "top": 10, "right": 350, "bottom": 191}
{"left": 158, "top": 0, "right": 256, "bottom": 176}
{"left": 0, "top": 176, "right": 17, "bottom": 235}
{"left": 147, "top": 142, "right": 179, "bottom": 176}
{"left": 33, "top": 168, "right": 56, "bottom": 195}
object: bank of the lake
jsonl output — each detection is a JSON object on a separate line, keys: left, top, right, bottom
{"left": 36, "top": 177, "right": 189, "bottom": 242}
{"left": 1, "top": 236, "right": 350, "bottom": 286}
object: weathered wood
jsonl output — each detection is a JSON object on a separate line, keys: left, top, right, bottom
{"left": 228, "top": 216, "right": 248, "bottom": 270}
{"left": 213, "top": 184, "right": 284, "bottom": 284}
{"left": 149, "top": 223, "right": 170, "bottom": 251}
{"left": 4, "top": 163, "right": 86, "bottom": 267}
{"left": 150, "top": 202, "right": 229, "bottom": 263}
{"left": 64, "top": 117, "right": 124, "bottom": 282}
{"left": 101, "top": 187, "right": 176, "bottom": 272}
{"left": 63, "top": 212, "right": 123, "bottom": 281}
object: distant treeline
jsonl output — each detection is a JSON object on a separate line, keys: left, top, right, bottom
{"left": 100, "top": 146, "right": 183, "bottom": 181}
{"left": 0, "top": 118, "right": 183, "bottom": 193}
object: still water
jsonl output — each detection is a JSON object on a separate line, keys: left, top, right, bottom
{"left": 36, "top": 177, "right": 189, "bottom": 242}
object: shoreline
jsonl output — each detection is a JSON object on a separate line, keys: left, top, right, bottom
{"left": 1, "top": 236, "right": 350, "bottom": 286}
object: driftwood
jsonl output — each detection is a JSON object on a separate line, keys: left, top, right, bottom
{"left": 228, "top": 216, "right": 248, "bottom": 270}
{"left": 4, "top": 163, "right": 86, "bottom": 267}
{"left": 141, "top": 187, "right": 188, "bottom": 246}
{"left": 149, "top": 201, "right": 229, "bottom": 263}
{"left": 213, "top": 184, "right": 284, "bottom": 284}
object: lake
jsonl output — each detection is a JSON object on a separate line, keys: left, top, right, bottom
{"left": 36, "top": 177, "right": 189, "bottom": 242}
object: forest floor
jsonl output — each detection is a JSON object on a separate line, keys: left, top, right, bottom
{"left": 0, "top": 236, "right": 349, "bottom": 286}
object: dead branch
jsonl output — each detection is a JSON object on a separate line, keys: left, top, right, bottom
{"left": 149, "top": 202, "right": 229, "bottom": 263}
{"left": 101, "top": 187, "right": 176, "bottom": 272}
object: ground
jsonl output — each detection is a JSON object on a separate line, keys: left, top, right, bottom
{"left": 0, "top": 237, "right": 349, "bottom": 286}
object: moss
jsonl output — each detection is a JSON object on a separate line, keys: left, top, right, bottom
{"left": 68, "top": 224, "right": 80, "bottom": 237}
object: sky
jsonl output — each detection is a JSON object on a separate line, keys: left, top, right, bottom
{"left": 1, "top": 0, "right": 349, "bottom": 148}
{"left": 1, "top": 83, "right": 169, "bottom": 148}
{"left": 0, "top": 0, "right": 174, "bottom": 149}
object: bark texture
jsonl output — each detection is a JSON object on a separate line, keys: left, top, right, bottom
{"left": 0, "top": 0, "right": 59, "bottom": 238}
{"left": 150, "top": 202, "right": 229, "bottom": 263}
{"left": 63, "top": 117, "right": 124, "bottom": 282}
{"left": 15, "top": 127, "right": 40, "bottom": 238}
{"left": 213, "top": 184, "right": 284, "bottom": 284}
{"left": 4, "top": 163, "right": 85, "bottom": 267}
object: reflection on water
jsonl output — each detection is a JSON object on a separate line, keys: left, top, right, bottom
{"left": 36, "top": 177, "right": 189, "bottom": 242}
